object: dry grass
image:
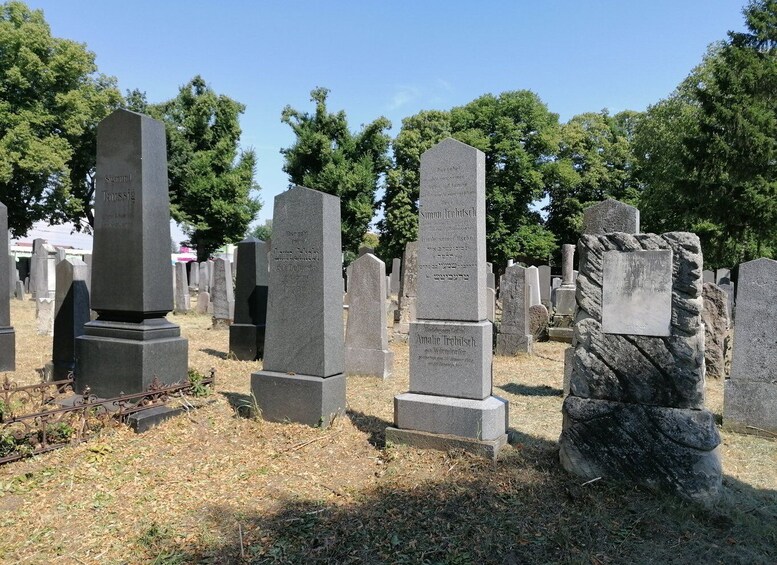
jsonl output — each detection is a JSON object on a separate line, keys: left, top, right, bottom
{"left": 0, "top": 298, "right": 775, "bottom": 564}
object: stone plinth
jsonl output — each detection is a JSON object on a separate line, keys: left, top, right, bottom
{"left": 229, "top": 237, "right": 268, "bottom": 360}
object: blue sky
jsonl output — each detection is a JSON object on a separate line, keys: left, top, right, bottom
{"left": 28, "top": 1, "right": 748, "bottom": 227}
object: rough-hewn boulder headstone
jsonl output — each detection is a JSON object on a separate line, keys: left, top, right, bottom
{"left": 75, "top": 109, "right": 188, "bottom": 397}
{"left": 394, "top": 241, "right": 418, "bottom": 336}
{"left": 52, "top": 259, "right": 90, "bottom": 380}
{"left": 496, "top": 265, "right": 533, "bottom": 355}
{"left": 345, "top": 253, "right": 393, "bottom": 378}
{"left": 582, "top": 199, "right": 640, "bottom": 235}
{"left": 724, "top": 258, "right": 777, "bottom": 435}
{"left": 229, "top": 237, "right": 268, "bottom": 360}
{"left": 529, "top": 304, "right": 549, "bottom": 342}
{"left": 0, "top": 203, "right": 15, "bottom": 370}
{"left": 387, "top": 138, "right": 508, "bottom": 459}
{"left": 702, "top": 283, "right": 729, "bottom": 379}
{"left": 559, "top": 231, "right": 721, "bottom": 502}
{"left": 251, "top": 186, "right": 345, "bottom": 427}
{"left": 174, "top": 262, "right": 190, "bottom": 314}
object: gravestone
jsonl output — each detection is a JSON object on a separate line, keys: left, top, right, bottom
{"left": 14, "top": 280, "right": 24, "bottom": 300}
{"left": 582, "top": 199, "right": 640, "bottom": 235}
{"left": 387, "top": 138, "right": 508, "bottom": 459}
{"left": 496, "top": 265, "right": 533, "bottom": 355}
{"left": 486, "top": 287, "right": 496, "bottom": 322}
{"left": 36, "top": 298, "right": 55, "bottom": 336}
{"left": 52, "top": 259, "right": 90, "bottom": 380}
{"left": 548, "top": 244, "right": 576, "bottom": 343}
{"left": 189, "top": 262, "right": 199, "bottom": 290}
{"left": 526, "top": 266, "right": 541, "bottom": 307}
{"left": 538, "top": 265, "right": 551, "bottom": 307}
{"left": 211, "top": 258, "right": 234, "bottom": 328}
{"left": 345, "top": 253, "right": 393, "bottom": 378}
{"left": 703, "top": 270, "right": 715, "bottom": 284}
{"left": 29, "top": 238, "right": 45, "bottom": 298}
{"left": 75, "top": 109, "right": 188, "bottom": 398}
{"left": 715, "top": 268, "right": 731, "bottom": 285}
{"left": 207, "top": 259, "right": 215, "bottom": 292}
{"left": 395, "top": 241, "right": 418, "bottom": 336}
{"left": 719, "top": 281, "right": 735, "bottom": 321}
{"left": 83, "top": 254, "right": 93, "bottom": 296}
{"left": 8, "top": 256, "right": 17, "bottom": 299}
{"left": 702, "top": 283, "right": 729, "bottom": 379}
{"left": 358, "top": 244, "right": 374, "bottom": 257}
{"left": 198, "top": 261, "right": 209, "bottom": 293}
{"left": 56, "top": 248, "right": 67, "bottom": 263}
{"left": 229, "top": 237, "right": 269, "bottom": 360}
{"left": 251, "top": 186, "right": 345, "bottom": 427}
{"left": 389, "top": 258, "right": 401, "bottom": 295}
{"left": 529, "top": 304, "right": 549, "bottom": 342}
{"left": 174, "top": 262, "right": 190, "bottom": 314}
{"left": 0, "top": 204, "right": 14, "bottom": 370}
{"left": 724, "top": 258, "right": 777, "bottom": 435}
{"left": 196, "top": 291, "right": 210, "bottom": 314}
{"left": 559, "top": 231, "right": 721, "bottom": 502}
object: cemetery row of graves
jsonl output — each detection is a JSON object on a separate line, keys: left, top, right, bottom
{"left": 0, "top": 108, "right": 774, "bottom": 561}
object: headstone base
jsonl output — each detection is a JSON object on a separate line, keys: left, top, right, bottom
{"left": 75, "top": 319, "right": 188, "bottom": 397}
{"left": 251, "top": 370, "right": 345, "bottom": 428}
{"left": 127, "top": 405, "right": 186, "bottom": 433}
{"left": 548, "top": 327, "right": 574, "bottom": 343}
{"left": 723, "top": 379, "right": 777, "bottom": 436}
{"left": 0, "top": 326, "right": 15, "bottom": 371}
{"left": 385, "top": 426, "right": 507, "bottom": 461}
{"left": 495, "top": 332, "right": 533, "bottom": 355}
{"left": 559, "top": 396, "right": 722, "bottom": 502}
{"left": 555, "top": 287, "right": 576, "bottom": 317}
{"left": 393, "top": 392, "right": 508, "bottom": 442}
{"left": 211, "top": 317, "right": 230, "bottom": 330}
{"left": 345, "top": 347, "right": 394, "bottom": 379}
{"left": 229, "top": 323, "right": 266, "bottom": 361}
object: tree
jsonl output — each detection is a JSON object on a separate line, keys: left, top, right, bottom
{"left": 151, "top": 76, "right": 260, "bottom": 261}
{"left": 281, "top": 87, "right": 392, "bottom": 259}
{"left": 545, "top": 110, "right": 640, "bottom": 247}
{"left": 0, "top": 1, "right": 122, "bottom": 236}
{"left": 248, "top": 223, "right": 272, "bottom": 241}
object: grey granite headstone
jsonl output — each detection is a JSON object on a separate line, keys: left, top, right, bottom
{"left": 229, "top": 237, "right": 268, "bottom": 360}
{"left": 29, "top": 238, "right": 45, "bottom": 298}
{"left": 395, "top": 241, "right": 418, "bottom": 336}
{"left": 52, "top": 259, "right": 90, "bottom": 380}
{"left": 251, "top": 186, "right": 345, "bottom": 427}
{"left": 389, "top": 258, "right": 401, "bottom": 295}
{"left": 715, "top": 268, "right": 731, "bottom": 285}
{"left": 703, "top": 270, "right": 715, "bottom": 285}
{"left": 196, "top": 291, "right": 210, "bottom": 314}
{"left": 559, "top": 232, "right": 721, "bottom": 502}
{"left": 0, "top": 204, "right": 14, "bottom": 370}
{"left": 75, "top": 109, "right": 188, "bottom": 397}
{"left": 582, "top": 199, "right": 640, "bottom": 235}
{"left": 8, "top": 256, "right": 17, "bottom": 299}
{"left": 211, "top": 258, "right": 233, "bottom": 328}
{"left": 526, "top": 266, "right": 541, "bottom": 307}
{"left": 198, "top": 261, "right": 209, "bottom": 293}
{"left": 208, "top": 259, "right": 215, "bottom": 291}
{"left": 345, "top": 253, "right": 393, "bottom": 378}
{"left": 174, "top": 262, "right": 190, "bottom": 314}
{"left": 719, "top": 281, "right": 735, "bottom": 321}
{"left": 388, "top": 138, "right": 507, "bottom": 459}
{"left": 189, "top": 262, "right": 199, "bottom": 290}
{"left": 550, "top": 244, "right": 576, "bottom": 343}
{"left": 496, "top": 265, "right": 532, "bottom": 355}
{"left": 14, "top": 280, "right": 24, "bottom": 300}
{"left": 538, "top": 265, "right": 551, "bottom": 306}
{"left": 724, "top": 258, "right": 777, "bottom": 434}
{"left": 486, "top": 287, "right": 495, "bottom": 322}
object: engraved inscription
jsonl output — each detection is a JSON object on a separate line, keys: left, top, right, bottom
{"left": 415, "top": 325, "right": 477, "bottom": 369}
{"left": 100, "top": 172, "right": 136, "bottom": 228}
{"left": 273, "top": 230, "right": 321, "bottom": 279}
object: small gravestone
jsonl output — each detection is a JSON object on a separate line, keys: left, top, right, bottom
{"left": 529, "top": 304, "right": 549, "bottom": 341}
{"left": 559, "top": 231, "right": 721, "bottom": 502}
{"left": 229, "top": 237, "right": 268, "bottom": 360}
{"left": 388, "top": 138, "right": 507, "bottom": 459}
{"left": 703, "top": 270, "right": 715, "bottom": 284}
{"left": 196, "top": 291, "right": 210, "bottom": 314}
{"left": 36, "top": 298, "right": 55, "bottom": 336}
{"left": 198, "top": 261, "right": 209, "bottom": 293}
{"left": 702, "top": 283, "right": 730, "bottom": 379}
{"left": 395, "top": 241, "right": 418, "bottom": 336}
{"left": 251, "top": 186, "right": 345, "bottom": 427}
{"left": 189, "top": 262, "right": 199, "bottom": 290}
{"left": 345, "top": 253, "right": 393, "bottom": 378}
{"left": 207, "top": 259, "right": 215, "bottom": 291}
{"left": 14, "top": 280, "right": 24, "bottom": 300}
{"left": 75, "top": 109, "right": 188, "bottom": 397}
{"left": 211, "top": 258, "right": 234, "bottom": 328}
{"left": 715, "top": 268, "right": 731, "bottom": 285}
{"left": 83, "top": 254, "right": 93, "bottom": 296}
{"left": 496, "top": 265, "right": 533, "bottom": 355}
{"left": 174, "top": 262, "right": 190, "bottom": 314}
{"left": 719, "top": 281, "right": 735, "bottom": 321}
{"left": 526, "top": 266, "right": 541, "bottom": 307}
{"left": 389, "top": 258, "right": 401, "bottom": 295}
{"left": 52, "top": 259, "right": 90, "bottom": 380}
{"left": 0, "top": 204, "right": 15, "bottom": 370}
{"left": 549, "top": 244, "right": 576, "bottom": 343}
{"left": 724, "top": 258, "right": 777, "bottom": 435}
{"left": 538, "top": 265, "right": 551, "bottom": 307}
{"left": 582, "top": 199, "right": 640, "bottom": 235}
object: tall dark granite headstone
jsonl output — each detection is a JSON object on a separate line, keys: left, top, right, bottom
{"left": 0, "top": 203, "right": 15, "bottom": 371}
{"left": 53, "top": 259, "right": 90, "bottom": 380}
{"left": 251, "top": 186, "right": 345, "bottom": 427}
{"left": 75, "top": 109, "right": 188, "bottom": 397}
{"left": 229, "top": 237, "right": 269, "bottom": 360}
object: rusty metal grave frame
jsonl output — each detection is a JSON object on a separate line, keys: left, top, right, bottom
{"left": 0, "top": 370, "right": 215, "bottom": 465}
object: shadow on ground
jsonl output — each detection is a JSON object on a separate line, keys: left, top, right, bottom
{"left": 220, "top": 391, "right": 254, "bottom": 417}
{"left": 346, "top": 409, "right": 392, "bottom": 448}
{"left": 200, "top": 347, "right": 228, "bottom": 360}
{"left": 499, "top": 382, "right": 563, "bottom": 397}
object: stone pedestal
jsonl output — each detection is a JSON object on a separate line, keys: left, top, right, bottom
{"left": 229, "top": 323, "right": 265, "bottom": 361}
{"left": 0, "top": 327, "right": 14, "bottom": 372}
{"left": 229, "top": 237, "right": 268, "bottom": 360}
{"left": 251, "top": 371, "right": 346, "bottom": 427}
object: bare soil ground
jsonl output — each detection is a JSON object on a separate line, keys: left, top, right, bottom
{"left": 0, "top": 298, "right": 775, "bottom": 564}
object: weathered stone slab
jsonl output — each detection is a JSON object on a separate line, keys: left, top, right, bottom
{"left": 703, "top": 270, "right": 715, "bottom": 284}
{"left": 526, "top": 266, "right": 541, "bottom": 307}
{"left": 389, "top": 258, "right": 400, "bottom": 295}
{"left": 210, "top": 258, "right": 233, "bottom": 328}
{"left": 538, "top": 265, "right": 551, "bottom": 305}
{"left": 702, "top": 283, "right": 729, "bottom": 379}
{"left": 583, "top": 199, "right": 640, "bottom": 235}
{"left": 723, "top": 379, "right": 777, "bottom": 435}
{"left": 174, "top": 262, "right": 190, "bottom": 314}
{"left": 601, "top": 249, "right": 673, "bottom": 336}
{"left": 417, "top": 138, "right": 486, "bottom": 322}
{"left": 195, "top": 291, "right": 210, "bottom": 314}
{"left": 395, "top": 241, "right": 418, "bottom": 335}
{"left": 385, "top": 426, "right": 507, "bottom": 461}
{"left": 52, "top": 259, "right": 90, "bottom": 380}
{"left": 529, "top": 304, "right": 549, "bottom": 342}
{"left": 559, "top": 396, "right": 721, "bottom": 502}
{"left": 715, "top": 268, "right": 731, "bottom": 285}
{"left": 496, "top": 265, "right": 532, "bottom": 355}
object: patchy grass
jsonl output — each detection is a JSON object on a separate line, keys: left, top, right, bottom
{"left": 0, "top": 298, "right": 775, "bottom": 564}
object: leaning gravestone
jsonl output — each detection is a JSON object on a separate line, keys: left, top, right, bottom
{"left": 394, "top": 241, "right": 418, "bottom": 336}
{"left": 702, "top": 283, "right": 729, "bottom": 379}
{"left": 387, "top": 138, "right": 508, "bottom": 459}
{"left": 0, "top": 203, "right": 15, "bottom": 370}
{"left": 724, "top": 258, "right": 777, "bottom": 435}
{"left": 52, "top": 259, "right": 90, "bottom": 380}
{"left": 582, "top": 198, "right": 640, "bottom": 235}
{"left": 345, "top": 253, "right": 393, "bottom": 378}
{"left": 496, "top": 265, "right": 533, "bottom": 355}
{"left": 251, "top": 186, "right": 345, "bottom": 427}
{"left": 229, "top": 237, "right": 269, "bottom": 360}
{"left": 211, "top": 258, "right": 234, "bottom": 328}
{"left": 559, "top": 231, "right": 721, "bottom": 501}
{"left": 75, "top": 109, "right": 188, "bottom": 397}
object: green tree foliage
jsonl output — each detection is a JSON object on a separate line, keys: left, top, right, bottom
{"left": 545, "top": 110, "right": 640, "bottom": 248}
{"left": 151, "top": 76, "right": 260, "bottom": 261}
{"left": 281, "top": 87, "right": 392, "bottom": 259}
{"left": 0, "top": 1, "right": 122, "bottom": 235}
{"left": 248, "top": 223, "right": 272, "bottom": 242}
